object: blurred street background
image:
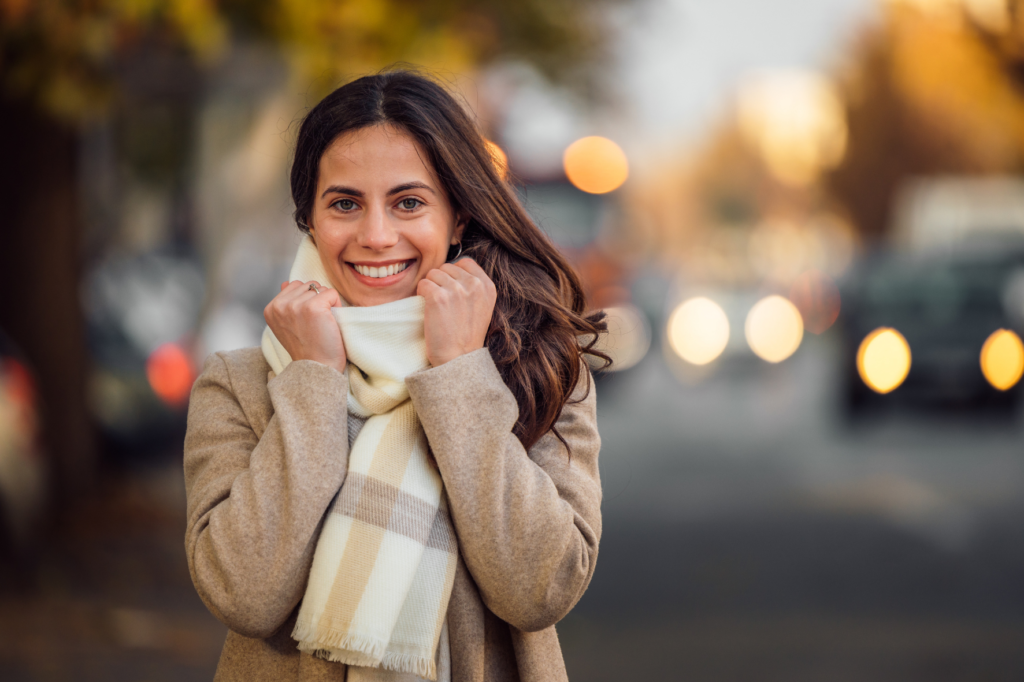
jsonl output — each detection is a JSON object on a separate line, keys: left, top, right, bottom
{"left": 4, "top": 0, "right": 1024, "bottom": 679}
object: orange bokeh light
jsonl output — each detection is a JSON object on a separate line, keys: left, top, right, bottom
{"left": 789, "top": 270, "right": 841, "bottom": 334}
{"left": 146, "top": 343, "right": 196, "bottom": 407}
{"left": 980, "top": 329, "right": 1024, "bottom": 391}
{"left": 563, "top": 136, "right": 629, "bottom": 194}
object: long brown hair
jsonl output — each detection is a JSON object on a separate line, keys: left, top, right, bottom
{"left": 291, "top": 69, "right": 609, "bottom": 450}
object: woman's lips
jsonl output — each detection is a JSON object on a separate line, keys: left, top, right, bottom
{"left": 347, "top": 259, "right": 415, "bottom": 287}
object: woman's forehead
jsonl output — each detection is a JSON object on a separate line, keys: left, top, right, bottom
{"left": 318, "top": 125, "right": 436, "bottom": 188}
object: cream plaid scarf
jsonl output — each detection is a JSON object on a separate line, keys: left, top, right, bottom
{"left": 261, "top": 237, "right": 458, "bottom": 680}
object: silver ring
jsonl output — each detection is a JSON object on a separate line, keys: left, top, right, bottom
{"left": 308, "top": 283, "right": 321, "bottom": 294}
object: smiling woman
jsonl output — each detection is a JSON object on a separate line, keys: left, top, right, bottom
{"left": 183, "top": 70, "right": 609, "bottom": 682}
{"left": 309, "top": 126, "right": 461, "bottom": 307}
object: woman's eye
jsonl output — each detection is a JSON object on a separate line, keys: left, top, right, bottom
{"left": 334, "top": 199, "right": 357, "bottom": 211}
{"left": 399, "top": 198, "right": 421, "bottom": 211}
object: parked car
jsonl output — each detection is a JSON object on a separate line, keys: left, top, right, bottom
{"left": 838, "top": 243, "right": 1024, "bottom": 417}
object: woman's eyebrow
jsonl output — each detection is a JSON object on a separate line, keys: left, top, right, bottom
{"left": 387, "top": 182, "right": 435, "bottom": 197}
{"left": 321, "top": 185, "right": 364, "bottom": 198}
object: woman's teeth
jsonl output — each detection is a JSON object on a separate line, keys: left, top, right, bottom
{"left": 353, "top": 261, "right": 409, "bottom": 278}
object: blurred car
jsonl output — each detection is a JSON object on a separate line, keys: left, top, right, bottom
{"left": 83, "top": 250, "right": 204, "bottom": 460}
{"left": 838, "top": 243, "right": 1024, "bottom": 417}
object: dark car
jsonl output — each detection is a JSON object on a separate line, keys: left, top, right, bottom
{"left": 838, "top": 243, "right": 1024, "bottom": 418}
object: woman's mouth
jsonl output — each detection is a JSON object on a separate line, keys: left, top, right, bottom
{"left": 347, "top": 259, "right": 415, "bottom": 286}
{"left": 352, "top": 261, "right": 410, "bottom": 278}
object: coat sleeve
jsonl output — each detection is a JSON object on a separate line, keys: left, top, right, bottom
{"left": 405, "top": 348, "right": 602, "bottom": 633}
{"left": 183, "top": 353, "right": 350, "bottom": 639}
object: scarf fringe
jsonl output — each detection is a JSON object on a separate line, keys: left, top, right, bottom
{"left": 381, "top": 651, "right": 437, "bottom": 680}
{"left": 294, "top": 621, "right": 385, "bottom": 660}
{"left": 295, "top": 627, "right": 437, "bottom": 680}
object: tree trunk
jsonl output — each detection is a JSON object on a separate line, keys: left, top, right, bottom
{"left": 0, "top": 96, "right": 95, "bottom": 505}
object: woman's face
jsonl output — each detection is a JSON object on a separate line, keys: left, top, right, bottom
{"left": 308, "top": 124, "right": 464, "bottom": 307}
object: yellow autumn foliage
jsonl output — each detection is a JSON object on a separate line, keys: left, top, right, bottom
{"left": 0, "top": 0, "right": 609, "bottom": 120}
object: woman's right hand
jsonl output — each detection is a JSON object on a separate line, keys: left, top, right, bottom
{"left": 264, "top": 281, "right": 346, "bottom": 373}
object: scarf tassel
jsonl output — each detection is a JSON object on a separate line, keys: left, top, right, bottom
{"left": 296, "top": 628, "right": 438, "bottom": 680}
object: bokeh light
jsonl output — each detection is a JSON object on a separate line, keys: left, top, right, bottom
{"left": 857, "top": 328, "right": 912, "bottom": 394}
{"left": 485, "top": 140, "right": 508, "bottom": 179}
{"left": 745, "top": 295, "right": 804, "bottom": 363}
{"left": 592, "top": 304, "right": 651, "bottom": 372}
{"left": 2, "top": 359, "right": 35, "bottom": 410}
{"left": 737, "top": 70, "right": 847, "bottom": 186}
{"left": 667, "top": 297, "right": 730, "bottom": 366}
{"left": 980, "top": 329, "right": 1024, "bottom": 391}
{"left": 963, "top": 0, "right": 1012, "bottom": 32}
{"left": 788, "top": 270, "right": 841, "bottom": 334}
{"left": 146, "top": 343, "right": 196, "bottom": 407}
{"left": 563, "top": 136, "right": 629, "bottom": 194}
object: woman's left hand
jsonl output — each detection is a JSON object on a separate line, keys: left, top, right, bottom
{"left": 417, "top": 258, "right": 497, "bottom": 367}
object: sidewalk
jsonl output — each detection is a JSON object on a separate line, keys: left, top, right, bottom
{"left": 0, "top": 463, "right": 224, "bottom": 681}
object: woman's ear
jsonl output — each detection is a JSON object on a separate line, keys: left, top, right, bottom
{"left": 452, "top": 216, "right": 468, "bottom": 244}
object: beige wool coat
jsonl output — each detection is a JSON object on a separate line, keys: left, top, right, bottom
{"left": 183, "top": 346, "right": 602, "bottom": 682}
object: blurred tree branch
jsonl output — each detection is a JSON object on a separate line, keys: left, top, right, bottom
{"left": 0, "top": 0, "right": 616, "bottom": 122}
{"left": 828, "top": 0, "right": 1024, "bottom": 241}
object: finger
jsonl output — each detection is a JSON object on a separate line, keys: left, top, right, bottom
{"left": 425, "top": 268, "right": 457, "bottom": 287}
{"left": 438, "top": 263, "right": 473, "bottom": 281}
{"left": 416, "top": 278, "right": 442, "bottom": 297}
{"left": 458, "top": 259, "right": 495, "bottom": 298}
{"left": 441, "top": 262, "right": 490, "bottom": 295}
{"left": 282, "top": 279, "right": 311, "bottom": 296}
{"left": 320, "top": 287, "right": 343, "bottom": 307}
{"left": 305, "top": 283, "right": 340, "bottom": 306}
{"left": 270, "top": 281, "right": 305, "bottom": 309}
{"left": 453, "top": 257, "right": 489, "bottom": 281}
{"left": 293, "top": 280, "right": 326, "bottom": 300}
{"left": 294, "top": 286, "right": 325, "bottom": 305}
{"left": 280, "top": 282, "right": 319, "bottom": 307}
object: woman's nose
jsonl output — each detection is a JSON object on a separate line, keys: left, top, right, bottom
{"left": 358, "top": 206, "right": 399, "bottom": 250}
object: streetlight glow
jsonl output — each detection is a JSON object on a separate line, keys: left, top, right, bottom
{"left": 563, "top": 136, "right": 629, "bottom": 194}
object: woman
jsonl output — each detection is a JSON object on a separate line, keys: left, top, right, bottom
{"left": 184, "top": 70, "right": 607, "bottom": 682}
